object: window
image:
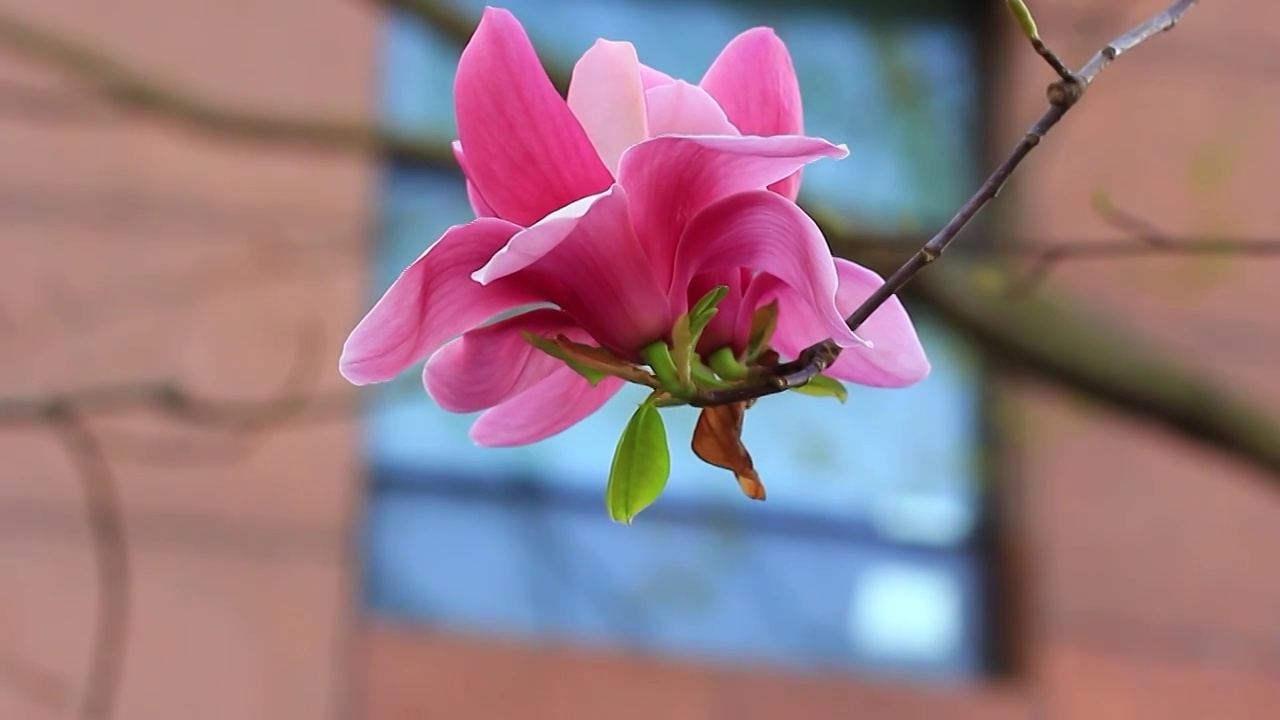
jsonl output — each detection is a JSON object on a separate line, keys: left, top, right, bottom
{"left": 363, "top": 0, "right": 993, "bottom": 681}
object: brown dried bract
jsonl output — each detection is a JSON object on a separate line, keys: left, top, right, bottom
{"left": 691, "top": 401, "right": 766, "bottom": 501}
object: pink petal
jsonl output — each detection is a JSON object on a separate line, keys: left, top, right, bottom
{"left": 640, "top": 63, "right": 676, "bottom": 90}
{"left": 454, "top": 7, "right": 613, "bottom": 225}
{"left": 673, "top": 190, "right": 862, "bottom": 349}
{"left": 338, "top": 218, "right": 540, "bottom": 385}
{"left": 767, "top": 259, "right": 930, "bottom": 388}
{"left": 700, "top": 28, "right": 806, "bottom": 200}
{"left": 567, "top": 40, "right": 649, "bottom": 175}
{"left": 423, "top": 309, "right": 588, "bottom": 413}
{"left": 474, "top": 185, "right": 671, "bottom": 356}
{"left": 644, "top": 81, "right": 738, "bottom": 137}
{"left": 452, "top": 141, "right": 496, "bottom": 218}
{"left": 471, "top": 368, "right": 625, "bottom": 447}
{"left": 617, "top": 134, "right": 847, "bottom": 289}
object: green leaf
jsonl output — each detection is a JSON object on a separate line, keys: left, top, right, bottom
{"left": 522, "top": 333, "right": 609, "bottom": 385}
{"left": 606, "top": 401, "right": 671, "bottom": 524}
{"left": 670, "top": 315, "right": 695, "bottom": 388}
{"left": 688, "top": 285, "right": 728, "bottom": 340}
{"left": 745, "top": 300, "right": 779, "bottom": 361}
{"left": 788, "top": 374, "right": 849, "bottom": 403}
{"left": 524, "top": 332, "right": 660, "bottom": 387}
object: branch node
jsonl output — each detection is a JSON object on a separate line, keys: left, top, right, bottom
{"left": 1047, "top": 76, "right": 1085, "bottom": 108}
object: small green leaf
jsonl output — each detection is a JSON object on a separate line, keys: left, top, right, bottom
{"left": 688, "top": 285, "right": 729, "bottom": 339}
{"left": 670, "top": 315, "right": 695, "bottom": 388}
{"left": 1005, "top": 0, "right": 1040, "bottom": 41}
{"left": 522, "top": 333, "right": 609, "bottom": 385}
{"left": 745, "top": 300, "right": 779, "bottom": 361}
{"left": 524, "top": 332, "right": 659, "bottom": 387}
{"left": 789, "top": 374, "right": 848, "bottom": 403}
{"left": 606, "top": 401, "right": 671, "bottom": 524}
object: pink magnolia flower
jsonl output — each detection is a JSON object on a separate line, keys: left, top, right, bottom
{"left": 339, "top": 7, "right": 929, "bottom": 447}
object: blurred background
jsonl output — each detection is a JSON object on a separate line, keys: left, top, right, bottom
{"left": 1, "top": 0, "right": 1277, "bottom": 718}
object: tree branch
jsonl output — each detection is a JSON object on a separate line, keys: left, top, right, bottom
{"left": 0, "top": 10, "right": 453, "bottom": 167}
{"left": 3, "top": 2, "right": 1276, "bottom": 485}
{"left": 695, "top": 0, "right": 1204, "bottom": 407}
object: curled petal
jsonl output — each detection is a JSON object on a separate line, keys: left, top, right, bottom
{"left": 618, "top": 135, "right": 847, "bottom": 289}
{"left": 700, "top": 28, "right": 805, "bottom": 199}
{"left": 474, "top": 185, "right": 671, "bottom": 356}
{"left": 767, "top": 258, "right": 931, "bottom": 388}
{"left": 567, "top": 40, "right": 649, "bottom": 175}
{"left": 452, "top": 141, "right": 496, "bottom": 218}
{"left": 455, "top": 7, "right": 613, "bottom": 225}
{"left": 338, "top": 218, "right": 538, "bottom": 385}
{"left": 471, "top": 368, "right": 624, "bottom": 447}
{"left": 644, "top": 81, "right": 738, "bottom": 137}
{"left": 424, "top": 309, "right": 589, "bottom": 413}
{"left": 673, "top": 190, "right": 862, "bottom": 349}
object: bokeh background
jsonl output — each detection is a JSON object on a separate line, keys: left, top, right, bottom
{"left": 1, "top": 0, "right": 1278, "bottom": 718}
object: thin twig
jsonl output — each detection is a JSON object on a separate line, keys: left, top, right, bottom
{"left": 47, "top": 408, "right": 128, "bottom": 720}
{"left": 694, "top": 0, "right": 1204, "bottom": 407}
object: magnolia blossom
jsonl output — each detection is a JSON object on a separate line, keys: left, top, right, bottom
{"left": 339, "top": 7, "right": 929, "bottom": 447}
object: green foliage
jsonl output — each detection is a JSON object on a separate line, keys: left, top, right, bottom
{"left": 788, "top": 374, "right": 849, "bottom": 403}
{"left": 606, "top": 401, "right": 671, "bottom": 524}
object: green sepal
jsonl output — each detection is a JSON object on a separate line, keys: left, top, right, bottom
{"left": 707, "top": 346, "right": 747, "bottom": 381}
{"left": 641, "top": 341, "right": 690, "bottom": 397}
{"left": 523, "top": 333, "right": 657, "bottom": 387}
{"left": 606, "top": 400, "right": 671, "bottom": 524}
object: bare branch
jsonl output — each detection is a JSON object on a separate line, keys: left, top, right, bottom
{"left": 695, "top": 0, "right": 1204, "bottom": 405}
{"left": 46, "top": 408, "right": 128, "bottom": 720}
{"left": 0, "top": 10, "right": 453, "bottom": 167}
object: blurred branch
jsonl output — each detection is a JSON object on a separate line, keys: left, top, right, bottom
{"left": 0, "top": 10, "right": 453, "bottom": 167}
{"left": 47, "top": 408, "right": 128, "bottom": 720}
{"left": 0, "top": 327, "right": 353, "bottom": 717}
{"left": 1, "top": 3, "right": 1278, "bottom": 484}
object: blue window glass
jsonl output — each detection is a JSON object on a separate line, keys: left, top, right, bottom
{"left": 364, "top": 0, "right": 991, "bottom": 681}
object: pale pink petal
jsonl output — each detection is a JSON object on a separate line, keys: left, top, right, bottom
{"left": 644, "top": 81, "right": 738, "bottom": 137}
{"left": 474, "top": 185, "right": 671, "bottom": 357}
{"left": 454, "top": 7, "right": 613, "bottom": 225}
{"left": 567, "top": 40, "right": 649, "bottom": 175}
{"left": 766, "top": 259, "right": 930, "bottom": 388}
{"left": 617, "top": 134, "right": 847, "bottom": 288}
{"left": 700, "top": 28, "right": 806, "bottom": 199}
{"left": 673, "top": 190, "right": 862, "bottom": 349}
{"left": 451, "top": 141, "right": 496, "bottom": 218}
{"left": 640, "top": 63, "right": 675, "bottom": 90}
{"left": 423, "top": 308, "right": 589, "bottom": 413}
{"left": 339, "top": 218, "right": 540, "bottom": 385}
{"left": 471, "top": 368, "right": 624, "bottom": 447}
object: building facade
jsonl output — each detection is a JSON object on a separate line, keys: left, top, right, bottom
{"left": 0, "top": 0, "right": 1277, "bottom": 718}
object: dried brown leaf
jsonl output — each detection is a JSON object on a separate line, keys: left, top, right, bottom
{"left": 691, "top": 402, "right": 766, "bottom": 501}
